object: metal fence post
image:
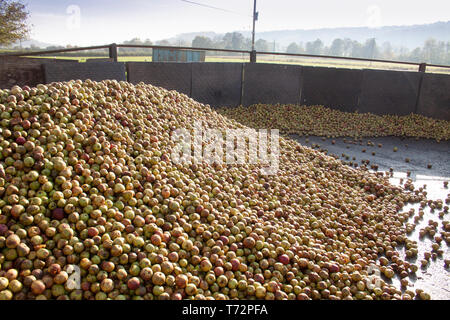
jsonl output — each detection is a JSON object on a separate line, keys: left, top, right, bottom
{"left": 109, "top": 43, "right": 118, "bottom": 62}
{"left": 240, "top": 63, "right": 245, "bottom": 105}
{"left": 250, "top": 50, "right": 257, "bottom": 63}
{"left": 418, "top": 63, "right": 426, "bottom": 72}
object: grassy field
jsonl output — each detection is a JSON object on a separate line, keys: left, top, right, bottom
{"left": 14, "top": 54, "right": 450, "bottom": 74}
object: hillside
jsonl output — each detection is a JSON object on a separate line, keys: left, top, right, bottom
{"left": 171, "top": 21, "right": 450, "bottom": 49}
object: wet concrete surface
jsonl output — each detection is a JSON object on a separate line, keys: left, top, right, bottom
{"left": 291, "top": 135, "right": 450, "bottom": 300}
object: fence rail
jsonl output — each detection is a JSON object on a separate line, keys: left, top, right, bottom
{"left": 1, "top": 43, "right": 450, "bottom": 72}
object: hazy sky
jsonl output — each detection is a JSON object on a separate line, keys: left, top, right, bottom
{"left": 26, "top": 0, "right": 450, "bottom": 46}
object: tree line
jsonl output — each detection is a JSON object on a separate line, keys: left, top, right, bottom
{"left": 190, "top": 33, "right": 450, "bottom": 65}
{"left": 285, "top": 38, "right": 450, "bottom": 65}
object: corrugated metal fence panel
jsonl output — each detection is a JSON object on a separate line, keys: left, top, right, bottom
{"left": 186, "top": 51, "right": 193, "bottom": 62}
{"left": 186, "top": 51, "right": 205, "bottom": 62}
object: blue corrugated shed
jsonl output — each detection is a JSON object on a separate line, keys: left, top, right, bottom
{"left": 152, "top": 48, "right": 205, "bottom": 62}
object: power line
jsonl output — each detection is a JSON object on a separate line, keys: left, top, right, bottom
{"left": 180, "top": 0, "right": 251, "bottom": 17}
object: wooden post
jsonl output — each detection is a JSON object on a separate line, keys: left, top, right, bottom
{"left": 109, "top": 43, "right": 118, "bottom": 62}
{"left": 250, "top": 50, "right": 257, "bottom": 63}
{"left": 418, "top": 63, "right": 426, "bottom": 72}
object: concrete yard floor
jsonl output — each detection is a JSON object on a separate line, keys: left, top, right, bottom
{"left": 291, "top": 135, "right": 450, "bottom": 300}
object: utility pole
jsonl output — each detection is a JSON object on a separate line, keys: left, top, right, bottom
{"left": 250, "top": 0, "right": 257, "bottom": 62}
